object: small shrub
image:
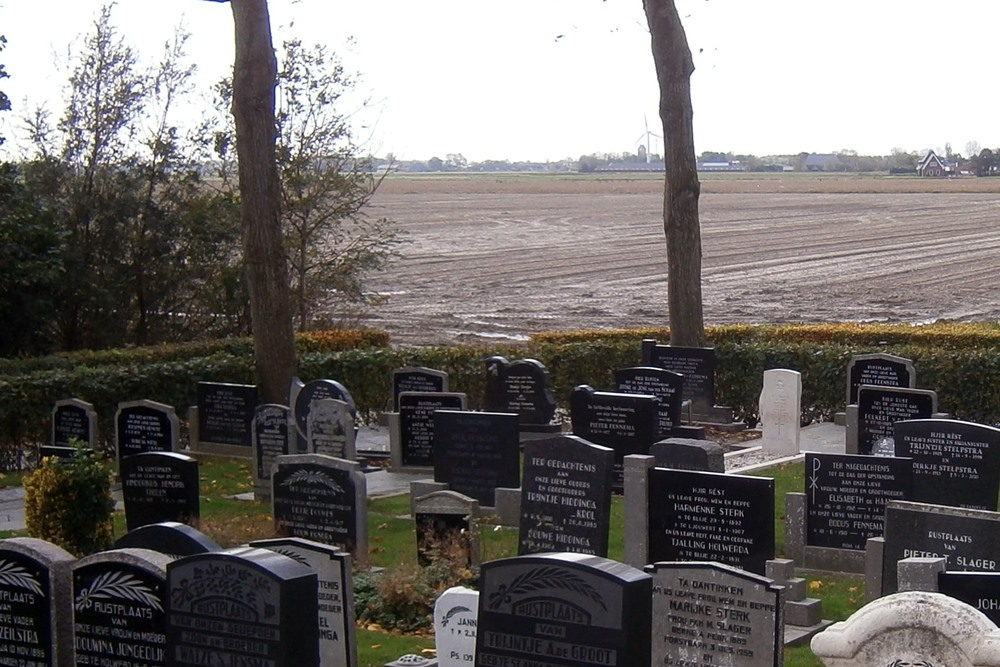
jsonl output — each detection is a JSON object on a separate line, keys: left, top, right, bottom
{"left": 354, "top": 560, "right": 478, "bottom": 633}
{"left": 23, "top": 442, "right": 115, "bottom": 556}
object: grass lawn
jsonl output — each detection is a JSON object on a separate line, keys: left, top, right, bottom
{"left": 3, "top": 456, "right": 860, "bottom": 666}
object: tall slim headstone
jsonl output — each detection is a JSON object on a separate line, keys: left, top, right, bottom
{"left": 52, "top": 398, "right": 98, "bottom": 448}
{"left": 115, "top": 400, "right": 179, "bottom": 462}
{"left": 432, "top": 410, "right": 520, "bottom": 507}
{"left": 759, "top": 368, "right": 801, "bottom": 455}
{"left": 252, "top": 404, "right": 293, "bottom": 503}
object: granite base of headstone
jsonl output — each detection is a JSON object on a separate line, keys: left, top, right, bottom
{"left": 648, "top": 561, "right": 785, "bottom": 666}
{"left": 811, "top": 590, "right": 1000, "bottom": 667}
{"left": 759, "top": 368, "right": 802, "bottom": 455}
{"left": 191, "top": 381, "right": 258, "bottom": 457}
{"left": 475, "top": 552, "right": 652, "bottom": 667}
{"left": 114, "top": 521, "right": 221, "bottom": 556}
{"left": 250, "top": 537, "right": 356, "bottom": 667}
{"left": 0, "top": 537, "right": 75, "bottom": 667}
{"left": 649, "top": 437, "right": 725, "bottom": 472}
{"left": 434, "top": 586, "right": 478, "bottom": 667}
{"left": 413, "top": 490, "right": 479, "bottom": 569}
{"left": 765, "top": 558, "right": 832, "bottom": 644}
{"left": 72, "top": 548, "right": 171, "bottom": 667}
{"left": 166, "top": 547, "right": 319, "bottom": 667}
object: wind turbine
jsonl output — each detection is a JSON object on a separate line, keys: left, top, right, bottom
{"left": 635, "top": 114, "right": 662, "bottom": 163}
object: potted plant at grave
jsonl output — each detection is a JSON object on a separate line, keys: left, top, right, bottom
{"left": 24, "top": 439, "right": 115, "bottom": 556}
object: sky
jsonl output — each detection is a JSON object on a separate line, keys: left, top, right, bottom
{"left": 2, "top": 1, "right": 999, "bottom": 163}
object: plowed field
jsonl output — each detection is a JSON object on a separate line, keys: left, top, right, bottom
{"left": 359, "top": 174, "right": 1000, "bottom": 345}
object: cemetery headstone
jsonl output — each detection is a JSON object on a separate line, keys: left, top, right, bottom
{"left": 414, "top": 490, "right": 479, "bottom": 568}
{"left": 115, "top": 400, "right": 179, "bottom": 462}
{"left": 52, "top": 398, "right": 98, "bottom": 448}
{"left": 294, "top": 379, "right": 357, "bottom": 443}
{"left": 475, "top": 552, "right": 652, "bottom": 667}
{"left": 846, "top": 352, "right": 916, "bottom": 405}
{"left": 307, "top": 398, "right": 356, "bottom": 460}
{"left": 396, "top": 391, "right": 467, "bottom": 469}
{"left": 434, "top": 586, "right": 478, "bottom": 667}
{"left": 432, "top": 410, "right": 520, "bottom": 507}
{"left": 272, "top": 454, "right": 368, "bottom": 566}
{"left": 894, "top": 418, "right": 1000, "bottom": 511}
{"left": 251, "top": 537, "right": 356, "bottom": 667}
{"left": 647, "top": 467, "right": 775, "bottom": 574}
{"left": 856, "top": 385, "right": 937, "bottom": 455}
{"left": 614, "top": 366, "right": 684, "bottom": 439}
{"left": 647, "top": 561, "right": 785, "bottom": 667}
{"left": 759, "top": 368, "right": 802, "bottom": 455}
{"left": 570, "top": 385, "right": 658, "bottom": 490}
{"left": 120, "top": 451, "right": 199, "bottom": 531}
{"left": 649, "top": 438, "right": 725, "bottom": 473}
{"left": 881, "top": 500, "right": 1000, "bottom": 595}
{"left": 641, "top": 339, "right": 719, "bottom": 418}
{"left": 166, "top": 547, "right": 319, "bottom": 667}
{"left": 194, "top": 381, "right": 258, "bottom": 454}
{"left": 811, "top": 590, "right": 1000, "bottom": 667}
{"left": 252, "top": 404, "right": 293, "bottom": 502}
{"left": 518, "top": 435, "right": 614, "bottom": 557}
{"left": 72, "top": 548, "right": 171, "bottom": 667}
{"left": 805, "top": 453, "right": 912, "bottom": 551}
{"left": 0, "top": 537, "right": 74, "bottom": 667}
{"left": 393, "top": 367, "right": 448, "bottom": 411}
{"left": 114, "top": 522, "right": 221, "bottom": 556}
{"left": 483, "top": 356, "right": 558, "bottom": 429}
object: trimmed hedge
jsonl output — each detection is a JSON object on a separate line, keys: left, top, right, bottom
{"left": 3, "top": 323, "right": 1000, "bottom": 468}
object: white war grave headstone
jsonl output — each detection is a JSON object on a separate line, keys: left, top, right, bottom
{"left": 759, "top": 368, "right": 801, "bottom": 456}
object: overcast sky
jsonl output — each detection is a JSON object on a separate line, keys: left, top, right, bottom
{"left": 3, "top": 1, "right": 998, "bottom": 162}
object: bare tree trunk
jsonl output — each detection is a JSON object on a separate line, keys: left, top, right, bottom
{"left": 230, "top": 0, "right": 297, "bottom": 403}
{"left": 644, "top": 0, "right": 705, "bottom": 347}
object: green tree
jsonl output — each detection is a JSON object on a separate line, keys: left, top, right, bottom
{"left": 0, "top": 35, "right": 10, "bottom": 145}
{"left": 644, "top": 0, "right": 704, "bottom": 346}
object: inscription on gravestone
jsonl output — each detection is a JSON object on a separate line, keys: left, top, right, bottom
{"left": 294, "top": 379, "right": 357, "bottom": 441}
{"left": 647, "top": 562, "right": 784, "bottom": 667}
{"left": 648, "top": 468, "right": 775, "bottom": 574}
{"left": 894, "top": 418, "right": 1000, "bottom": 511}
{"left": 253, "top": 404, "right": 292, "bottom": 500}
{"left": 846, "top": 353, "right": 915, "bottom": 405}
{"left": 399, "top": 392, "right": 467, "bottom": 468}
{"left": 805, "top": 453, "right": 912, "bottom": 551}
{"left": 393, "top": 367, "right": 448, "bottom": 411}
{"left": 570, "top": 385, "right": 658, "bottom": 490}
{"left": 475, "top": 553, "right": 652, "bottom": 667}
{"left": 307, "top": 399, "right": 355, "bottom": 460}
{"left": 614, "top": 367, "right": 683, "bottom": 437}
{"left": 857, "top": 385, "right": 936, "bottom": 455}
{"left": 937, "top": 571, "right": 1000, "bottom": 626}
{"left": 196, "top": 382, "right": 258, "bottom": 447}
{"left": 641, "top": 339, "right": 716, "bottom": 416}
{"left": 116, "top": 400, "right": 178, "bottom": 461}
{"left": 52, "top": 398, "right": 97, "bottom": 447}
{"left": 434, "top": 586, "right": 478, "bottom": 667}
{"left": 433, "top": 411, "right": 520, "bottom": 507}
{"left": 484, "top": 357, "right": 557, "bottom": 427}
{"left": 881, "top": 500, "right": 1000, "bottom": 595}
{"left": 120, "top": 452, "right": 199, "bottom": 531}
{"left": 518, "top": 435, "right": 614, "bottom": 557}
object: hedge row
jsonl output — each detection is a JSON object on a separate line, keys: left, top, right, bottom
{"left": 3, "top": 324, "right": 1000, "bottom": 465}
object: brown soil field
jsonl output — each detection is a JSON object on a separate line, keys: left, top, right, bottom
{"left": 358, "top": 174, "right": 1000, "bottom": 346}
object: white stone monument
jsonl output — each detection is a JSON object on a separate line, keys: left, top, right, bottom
{"left": 759, "top": 368, "right": 801, "bottom": 455}
{"left": 434, "top": 586, "right": 479, "bottom": 667}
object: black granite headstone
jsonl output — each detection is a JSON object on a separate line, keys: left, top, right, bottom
{"left": 116, "top": 400, "right": 178, "bottom": 461}
{"left": 570, "top": 385, "right": 658, "bottom": 490}
{"left": 120, "top": 452, "right": 199, "bottom": 532}
{"left": 73, "top": 551, "right": 170, "bottom": 667}
{"left": 805, "top": 452, "right": 913, "bottom": 550}
{"left": 272, "top": 456, "right": 367, "bottom": 561}
{"left": 475, "top": 553, "right": 652, "bottom": 667}
{"left": 882, "top": 500, "right": 1000, "bottom": 595}
{"left": 196, "top": 381, "right": 258, "bottom": 448}
{"left": 847, "top": 353, "right": 915, "bottom": 405}
{"left": 433, "top": 410, "right": 520, "bottom": 506}
{"left": 647, "top": 468, "right": 775, "bottom": 574}
{"left": 52, "top": 398, "right": 97, "bottom": 448}
{"left": 114, "top": 522, "right": 222, "bottom": 556}
{"left": 614, "top": 366, "right": 683, "bottom": 437}
{"left": 393, "top": 367, "right": 448, "bottom": 411}
{"left": 857, "top": 385, "right": 936, "bottom": 455}
{"left": 294, "top": 379, "right": 357, "bottom": 441}
{"left": 253, "top": 404, "right": 293, "bottom": 496}
{"left": 166, "top": 547, "right": 318, "bottom": 667}
{"left": 483, "top": 357, "right": 557, "bottom": 427}
{"left": 938, "top": 571, "right": 1000, "bottom": 626}
{"left": 399, "top": 391, "right": 467, "bottom": 467}
{"left": 518, "top": 435, "right": 614, "bottom": 557}
{"left": 641, "top": 339, "right": 716, "bottom": 416}
{"left": 894, "top": 418, "right": 1000, "bottom": 511}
